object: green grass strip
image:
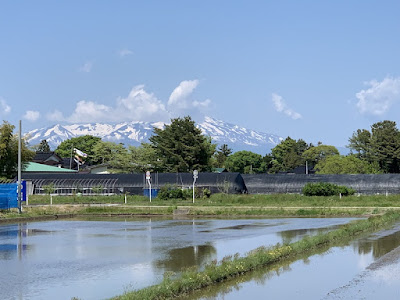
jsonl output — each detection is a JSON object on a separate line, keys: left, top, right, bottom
{"left": 112, "top": 211, "right": 400, "bottom": 300}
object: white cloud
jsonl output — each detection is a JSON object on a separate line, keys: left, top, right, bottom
{"left": 79, "top": 61, "right": 93, "bottom": 73}
{"left": 115, "top": 85, "right": 169, "bottom": 121}
{"left": 67, "top": 100, "right": 112, "bottom": 123}
{"left": 193, "top": 99, "right": 211, "bottom": 108}
{"left": 272, "top": 93, "right": 302, "bottom": 120}
{"left": 64, "top": 85, "right": 169, "bottom": 123}
{"left": 23, "top": 110, "right": 40, "bottom": 121}
{"left": 46, "top": 80, "right": 211, "bottom": 124}
{"left": 47, "top": 110, "right": 65, "bottom": 122}
{"left": 0, "top": 98, "right": 11, "bottom": 114}
{"left": 118, "top": 48, "right": 133, "bottom": 57}
{"left": 168, "top": 80, "right": 199, "bottom": 109}
{"left": 356, "top": 77, "right": 400, "bottom": 115}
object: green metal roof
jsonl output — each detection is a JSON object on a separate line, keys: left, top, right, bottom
{"left": 24, "top": 162, "right": 77, "bottom": 173}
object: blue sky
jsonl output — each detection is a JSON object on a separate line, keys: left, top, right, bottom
{"left": 1, "top": 1, "right": 400, "bottom": 149}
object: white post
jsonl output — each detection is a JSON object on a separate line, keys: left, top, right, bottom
{"left": 146, "top": 171, "right": 151, "bottom": 203}
{"left": 50, "top": 194, "right": 53, "bottom": 206}
{"left": 149, "top": 181, "right": 152, "bottom": 203}
{"left": 124, "top": 194, "right": 127, "bottom": 204}
{"left": 305, "top": 161, "right": 308, "bottom": 175}
{"left": 193, "top": 170, "right": 198, "bottom": 204}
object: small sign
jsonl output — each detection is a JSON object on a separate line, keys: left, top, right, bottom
{"left": 146, "top": 171, "right": 151, "bottom": 180}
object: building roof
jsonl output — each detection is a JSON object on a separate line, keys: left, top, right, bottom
{"left": 24, "top": 162, "right": 77, "bottom": 173}
{"left": 33, "top": 152, "right": 63, "bottom": 164}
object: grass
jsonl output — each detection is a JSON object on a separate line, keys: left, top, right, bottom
{"left": 1, "top": 193, "right": 397, "bottom": 222}
{"left": 26, "top": 193, "right": 400, "bottom": 208}
{"left": 112, "top": 211, "right": 400, "bottom": 300}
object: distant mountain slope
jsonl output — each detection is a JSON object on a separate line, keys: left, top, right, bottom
{"left": 26, "top": 116, "right": 282, "bottom": 154}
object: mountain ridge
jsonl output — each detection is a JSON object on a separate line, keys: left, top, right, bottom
{"left": 26, "top": 116, "right": 283, "bottom": 154}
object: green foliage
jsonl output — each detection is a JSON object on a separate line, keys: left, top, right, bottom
{"left": 37, "top": 139, "right": 51, "bottom": 152}
{"left": 302, "top": 182, "right": 355, "bottom": 196}
{"left": 91, "top": 185, "right": 103, "bottom": 194}
{"left": 348, "top": 129, "right": 372, "bottom": 161}
{"left": 370, "top": 120, "right": 400, "bottom": 173}
{"left": 269, "top": 137, "right": 309, "bottom": 173}
{"left": 225, "top": 150, "right": 265, "bottom": 173}
{"left": 348, "top": 120, "right": 400, "bottom": 173}
{"left": 157, "top": 185, "right": 185, "bottom": 200}
{"left": 315, "top": 155, "right": 381, "bottom": 174}
{"left": 302, "top": 144, "right": 339, "bottom": 166}
{"left": 128, "top": 143, "right": 162, "bottom": 173}
{"left": 213, "top": 144, "right": 232, "bottom": 168}
{"left": 202, "top": 188, "right": 211, "bottom": 198}
{"left": 0, "top": 121, "right": 34, "bottom": 179}
{"left": 55, "top": 135, "right": 101, "bottom": 162}
{"left": 43, "top": 183, "right": 55, "bottom": 195}
{"left": 92, "top": 141, "right": 127, "bottom": 166}
{"left": 149, "top": 116, "right": 215, "bottom": 172}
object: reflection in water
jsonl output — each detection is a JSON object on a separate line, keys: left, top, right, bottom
{"left": 0, "top": 217, "right": 371, "bottom": 300}
{"left": 279, "top": 225, "right": 341, "bottom": 244}
{"left": 0, "top": 223, "right": 34, "bottom": 260}
{"left": 191, "top": 223, "right": 400, "bottom": 300}
{"left": 155, "top": 244, "right": 217, "bottom": 272}
{"left": 354, "top": 229, "right": 400, "bottom": 259}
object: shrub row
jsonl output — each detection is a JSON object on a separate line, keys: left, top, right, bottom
{"left": 302, "top": 182, "right": 355, "bottom": 196}
{"left": 157, "top": 185, "right": 211, "bottom": 200}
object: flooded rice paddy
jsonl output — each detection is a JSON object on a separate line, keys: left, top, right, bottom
{"left": 0, "top": 217, "right": 399, "bottom": 299}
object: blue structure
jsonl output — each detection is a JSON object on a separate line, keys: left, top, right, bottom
{"left": 143, "top": 188, "right": 159, "bottom": 199}
{"left": 0, "top": 182, "right": 26, "bottom": 210}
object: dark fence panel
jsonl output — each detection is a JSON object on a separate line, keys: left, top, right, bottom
{"left": 242, "top": 174, "right": 400, "bottom": 194}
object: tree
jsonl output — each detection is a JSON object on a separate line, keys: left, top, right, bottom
{"left": 0, "top": 121, "right": 34, "bottom": 179}
{"left": 269, "top": 137, "right": 309, "bottom": 172}
{"left": 128, "top": 143, "right": 162, "bottom": 173}
{"left": 225, "top": 150, "right": 265, "bottom": 173}
{"left": 348, "top": 121, "right": 400, "bottom": 173}
{"left": 370, "top": 120, "right": 400, "bottom": 173}
{"left": 92, "top": 141, "right": 128, "bottom": 168}
{"left": 55, "top": 135, "right": 101, "bottom": 163}
{"left": 302, "top": 145, "right": 339, "bottom": 167}
{"left": 37, "top": 140, "right": 51, "bottom": 152}
{"left": 348, "top": 129, "right": 372, "bottom": 161}
{"left": 149, "top": 116, "right": 215, "bottom": 172}
{"left": 315, "top": 155, "right": 380, "bottom": 174}
{"left": 213, "top": 144, "right": 232, "bottom": 168}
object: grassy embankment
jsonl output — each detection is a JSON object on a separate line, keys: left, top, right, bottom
{"left": 2, "top": 193, "right": 400, "bottom": 221}
{"left": 112, "top": 211, "right": 400, "bottom": 300}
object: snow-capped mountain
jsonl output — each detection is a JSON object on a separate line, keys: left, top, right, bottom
{"left": 26, "top": 116, "right": 282, "bottom": 154}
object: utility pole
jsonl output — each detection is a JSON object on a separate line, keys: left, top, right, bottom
{"left": 18, "top": 120, "right": 22, "bottom": 214}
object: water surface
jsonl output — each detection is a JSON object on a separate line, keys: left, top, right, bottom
{"left": 0, "top": 217, "right": 358, "bottom": 300}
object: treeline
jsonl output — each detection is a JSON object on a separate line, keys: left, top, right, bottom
{"left": 1, "top": 117, "right": 399, "bottom": 179}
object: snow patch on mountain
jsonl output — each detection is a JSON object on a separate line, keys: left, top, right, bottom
{"left": 25, "top": 116, "right": 282, "bottom": 154}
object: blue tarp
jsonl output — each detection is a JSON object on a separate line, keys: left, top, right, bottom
{"left": 0, "top": 182, "right": 26, "bottom": 210}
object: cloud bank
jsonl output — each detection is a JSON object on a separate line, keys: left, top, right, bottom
{"left": 356, "top": 77, "right": 400, "bottom": 115}
{"left": 23, "top": 110, "right": 40, "bottom": 121}
{"left": 271, "top": 93, "right": 302, "bottom": 120}
{"left": 0, "top": 98, "right": 11, "bottom": 115}
{"left": 47, "top": 80, "right": 211, "bottom": 123}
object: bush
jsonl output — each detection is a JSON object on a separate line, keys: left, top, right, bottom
{"left": 302, "top": 182, "right": 355, "bottom": 196}
{"left": 157, "top": 185, "right": 185, "bottom": 200}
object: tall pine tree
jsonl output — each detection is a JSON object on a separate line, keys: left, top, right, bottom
{"left": 149, "top": 116, "right": 215, "bottom": 172}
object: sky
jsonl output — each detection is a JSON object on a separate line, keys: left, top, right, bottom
{"left": 1, "top": 1, "right": 400, "bottom": 149}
